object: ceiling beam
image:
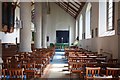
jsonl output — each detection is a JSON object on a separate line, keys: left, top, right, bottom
{"left": 75, "top": 2, "right": 86, "bottom": 19}
{"left": 12, "top": 1, "right": 20, "bottom": 8}
{"left": 60, "top": 2, "right": 76, "bottom": 14}
{"left": 68, "top": 9, "right": 76, "bottom": 16}
{"left": 69, "top": 2, "right": 79, "bottom": 9}
{"left": 59, "top": 2, "right": 75, "bottom": 15}
{"left": 31, "top": 2, "right": 34, "bottom": 6}
{"left": 63, "top": 2, "right": 78, "bottom": 13}
{"left": 74, "top": 2, "right": 81, "bottom": 6}
{"left": 56, "top": 2, "right": 75, "bottom": 18}
{"left": 60, "top": 2, "right": 67, "bottom": 8}
{"left": 68, "top": 6, "right": 77, "bottom": 14}
{"left": 67, "top": 2, "right": 69, "bottom": 12}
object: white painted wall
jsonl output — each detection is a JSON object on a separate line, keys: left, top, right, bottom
{"left": 0, "top": 2, "right": 75, "bottom": 47}
{"left": 2, "top": 31, "right": 16, "bottom": 43}
{"left": 97, "top": 35, "right": 118, "bottom": 58}
{"left": 46, "top": 3, "right": 75, "bottom": 46}
{"left": 77, "top": 2, "right": 119, "bottom": 59}
{"left": 0, "top": 6, "right": 20, "bottom": 44}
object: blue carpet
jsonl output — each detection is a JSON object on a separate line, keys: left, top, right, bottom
{"left": 55, "top": 49, "right": 65, "bottom": 52}
{"left": 50, "top": 49, "right": 68, "bottom": 64}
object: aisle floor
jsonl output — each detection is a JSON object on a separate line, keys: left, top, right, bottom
{"left": 41, "top": 49, "right": 80, "bottom": 79}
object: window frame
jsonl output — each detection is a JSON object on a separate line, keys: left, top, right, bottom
{"left": 85, "top": 3, "right": 92, "bottom": 39}
{"left": 79, "top": 15, "right": 83, "bottom": 40}
{"left": 106, "top": 0, "right": 115, "bottom": 31}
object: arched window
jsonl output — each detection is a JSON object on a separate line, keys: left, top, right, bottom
{"left": 107, "top": 0, "right": 114, "bottom": 30}
{"left": 75, "top": 20, "right": 78, "bottom": 38}
{"left": 85, "top": 3, "right": 92, "bottom": 39}
{"left": 79, "top": 15, "right": 83, "bottom": 40}
{"left": 99, "top": 0, "right": 115, "bottom": 37}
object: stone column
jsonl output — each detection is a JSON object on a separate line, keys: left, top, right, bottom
{"left": 0, "top": 1, "right": 1, "bottom": 32}
{"left": 19, "top": 2, "right": 32, "bottom": 52}
{"left": 118, "top": 2, "right": 120, "bottom": 62}
{"left": 0, "top": 1, "right": 3, "bottom": 76}
{"left": 42, "top": 3, "right": 47, "bottom": 48}
{"left": 34, "top": 2, "right": 42, "bottom": 48}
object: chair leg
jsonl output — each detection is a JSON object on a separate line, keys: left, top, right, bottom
{"left": 70, "top": 72, "right": 72, "bottom": 78}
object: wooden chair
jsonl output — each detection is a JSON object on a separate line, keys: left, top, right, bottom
{"left": 8, "top": 68, "right": 24, "bottom": 78}
{"left": 106, "top": 67, "right": 120, "bottom": 78}
{"left": 34, "top": 59, "right": 43, "bottom": 77}
{"left": 108, "top": 59, "right": 118, "bottom": 64}
{"left": 24, "top": 62, "right": 36, "bottom": 78}
{"left": 2, "top": 62, "right": 9, "bottom": 69}
{"left": 2, "top": 69, "right": 7, "bottom": 78}
{"left": 9, "top": 62, "right": 22, "bottom": 68}
{"left": 69, "top": 62, "right": 84, "bottom": 78}
{"left": 86, "top": 62, "right": 99, "bottom": 67}
{"left": 85, "top": 67, "right": 101, "bottom": 79}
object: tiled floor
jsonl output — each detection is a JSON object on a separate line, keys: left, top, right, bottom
{"left": 41, "top": 50, "right": 80, "bottom": 79}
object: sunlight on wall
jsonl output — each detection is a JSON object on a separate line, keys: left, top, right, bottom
{"left": 75, "top": 20, "right": 78, "bottom": 38}
{"left": 99, "top": 1, "right": 115, "bottom": 37}
{"left": 79, "top": 15, "right": 83, "bottom": 40}
{"left": 85, "top": 3, "right": 92, "bottom": 39}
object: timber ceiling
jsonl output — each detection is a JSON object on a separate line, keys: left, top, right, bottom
{"left": 12, "top": 1, "right": 86, "bottom": 19}
{"left": 55, "top": 1, "right": 86, "bottom": 19}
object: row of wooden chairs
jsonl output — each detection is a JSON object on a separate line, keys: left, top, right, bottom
{"left": 66, "top": 47, "right": 119, "bottom": 79}
{"left": 64, "top": 47, "right": 93, "bottom": 59}
{"left": 68, "top": 61, "right": 120, "bottom": 79}
{"left": 2, "top": 68, "right": 24, "bottom": 78}
{"left": 1, "top": 47, "right": 55, "bottom": 79}
{"left": 85, "top": 67, "right": 120, "bottom": 79}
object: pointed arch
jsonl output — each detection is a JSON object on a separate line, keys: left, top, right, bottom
{"left": 79, "top": 14, "right": 83, "bottom": 40}
{"left": 85, "top": 3, "right": 92, "bottom": 39}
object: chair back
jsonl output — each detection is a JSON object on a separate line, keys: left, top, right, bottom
{"left": 106, "top": 67, "right": 120, "bottom": 77}
{"left": 86, "top": 67, "right": 101, "bottom": 79}
{"left": 8, "top": 68, "right": 24, "bottom": 78}
{"left": 108, "top": 59, "right": 118, "bottom": 63}
{"left": 24, "top": 62, "right": 36, "bottom": 78}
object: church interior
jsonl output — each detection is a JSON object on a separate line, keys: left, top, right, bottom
{"left": 0, "top": 0, "right": 120, "bottom": 79}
